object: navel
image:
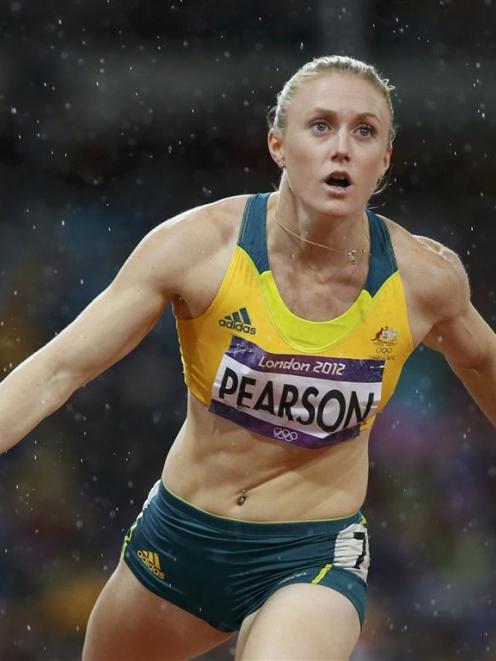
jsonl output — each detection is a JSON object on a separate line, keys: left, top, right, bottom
{"left": 237, "top": 488, "right": 248, "bottom": 506}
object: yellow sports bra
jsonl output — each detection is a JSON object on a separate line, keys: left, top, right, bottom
{"left": 177, "top": 193, "right": 414, "bottom": 449}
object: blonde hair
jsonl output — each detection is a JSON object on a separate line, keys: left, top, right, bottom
{"left": 268, "top": 55, "right": 397, "bottom": 144}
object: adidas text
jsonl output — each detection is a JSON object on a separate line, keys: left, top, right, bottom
{"left": 137, "top": 550, "right": 165, "bottom": 580}
{"left": 218, "top": 318, "right": 256, "bottom": 335}
{"left": 218, "top": 307, "right": 256, "bottom": 335}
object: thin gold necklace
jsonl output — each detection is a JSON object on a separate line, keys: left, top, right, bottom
{"left": 276, "top": 218, "right": 368, "bottom": 266}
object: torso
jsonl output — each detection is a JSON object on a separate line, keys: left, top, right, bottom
{"left": 161, "top": 193, "right": 442, "bottom": 521}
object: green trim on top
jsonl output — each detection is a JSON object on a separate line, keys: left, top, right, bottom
{"left": 237, "top": 193, "right": 271, "bottom": 272}
{"left": 238, "top": 193, "right": 271, "bottom": 272}
{"left": 363, "top": 208, "right": 398, "bottom": 296}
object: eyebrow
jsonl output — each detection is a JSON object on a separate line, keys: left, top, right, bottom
{"left": 305, "top": 108, "right": 383, "bottom": 123}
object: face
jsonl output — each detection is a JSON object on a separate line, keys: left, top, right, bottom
{"left": 268, "top": 73, "right": 393, "bottom": 217}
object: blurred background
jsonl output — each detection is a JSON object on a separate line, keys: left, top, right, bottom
{"left": 1, "top": 1, "right": 495, "bottom": 659}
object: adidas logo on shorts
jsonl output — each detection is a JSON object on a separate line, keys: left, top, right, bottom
{"left": 137, "top": 550, "right": 165, "bottom": 580}
{"left": 218, "top": 307, "right": 256, "bottom": 335}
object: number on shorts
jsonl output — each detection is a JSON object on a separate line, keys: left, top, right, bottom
{"left": 352, "top": 531, "right": 367, "bottom": 569}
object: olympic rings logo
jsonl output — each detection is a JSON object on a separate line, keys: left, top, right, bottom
{"left": 273, "top": 427, "right": 299, "bottom": 442}
{"left": 375, "top": 346, "right": 393, "bottom": 354}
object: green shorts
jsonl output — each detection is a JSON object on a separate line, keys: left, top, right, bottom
{"left": 122, "top": 480, "right": 369, "bottom": 632}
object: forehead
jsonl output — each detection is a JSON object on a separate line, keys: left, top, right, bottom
{"left": 287, "top": 73, "right": 388, "bottom": 122}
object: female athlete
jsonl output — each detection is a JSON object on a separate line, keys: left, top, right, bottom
{"left": 1, "top": 55, "right": 495, "bottom": 660}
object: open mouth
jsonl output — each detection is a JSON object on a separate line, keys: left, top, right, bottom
{"left": 325, "top": 173, "right": 351, "bottom": 188}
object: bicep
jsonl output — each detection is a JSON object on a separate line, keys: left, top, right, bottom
{"left": 423, "top": 303, "right": 495, "bottom": 371}
{"left": 417, "top": 238, "right": 481, "bottom": 368}
{"left": 47, "top": 279, "right": 168, "bottom": 386}
{"left": 45, "top": 222, "right": 183, "bottom": 386}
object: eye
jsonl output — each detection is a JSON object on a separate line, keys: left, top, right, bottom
{"left": 356, "top": 124, "right": 375, "bottom": 138}
{"left": 311, "top": 120, "right": 330, "bottom": 134}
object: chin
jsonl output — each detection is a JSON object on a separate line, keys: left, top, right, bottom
{"left": 319, "top": 197, "right": 360, "bottom": 218}
{"left": 293, "top": 186, "right": 364, "bottom": 218}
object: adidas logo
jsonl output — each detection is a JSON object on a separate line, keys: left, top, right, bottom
{"left": 137, "top": 550, "right": 165, "bottom": 580}
{"left": 218, "top": 307, "right": 256, "bottom": 335}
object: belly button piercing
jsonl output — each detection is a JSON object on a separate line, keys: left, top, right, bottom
{"left": 237, "top": 489, "right": 247, "bottom": 506}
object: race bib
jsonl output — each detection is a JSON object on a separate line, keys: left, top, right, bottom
{"left": 209, "top": 336, "right": 384, "bottom": 449}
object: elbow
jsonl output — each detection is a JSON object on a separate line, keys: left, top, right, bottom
{"left": 49, "top": 367, "right": 86, "bottom": 405}
{"left": 449, "top": 345, "right": 494, "bottom": 377}
{"left": 44, "top": 351, "right": 87, "bottom": 410}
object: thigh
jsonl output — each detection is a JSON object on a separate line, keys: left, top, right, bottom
{"left": 82, "top": 560, "right": 232, "bottom": 661}
{"left": 235, "top": 583, "right": 361, "bottom": 661}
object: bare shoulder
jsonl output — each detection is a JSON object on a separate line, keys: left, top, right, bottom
{"left": 148, "top": 193, "right": 249, "bottom": 252}
{"left": 379, "top": 214, "right": 470, "bottom": 324}
{"left": 128, "top": 194, "right": 247, "bottom": 277}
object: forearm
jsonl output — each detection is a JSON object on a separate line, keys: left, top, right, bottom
{"left": 450, "top": 354, "right": 496, "bottom": 428}
{"left": 0, "top": 346, "right": 78, "bottom": 454}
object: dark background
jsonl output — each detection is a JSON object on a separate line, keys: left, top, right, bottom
{"left": 1, "top": 1, "right": 495, "bottom": 659}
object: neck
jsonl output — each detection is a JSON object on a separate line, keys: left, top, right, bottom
{"left": 269, "top": 182, "right": 368, "bottom": 264}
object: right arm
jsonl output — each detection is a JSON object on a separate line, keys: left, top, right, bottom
{"left": 0, "top": 202, "right": 230, "bottom": 454}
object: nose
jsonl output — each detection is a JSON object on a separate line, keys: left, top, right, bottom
{"left": 330, "top": 128, "right": 351, "bottom": 162}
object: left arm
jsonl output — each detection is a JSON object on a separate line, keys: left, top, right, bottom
{"left": 425, "top": 303, "right": 496, "bottom": 426}
{"left": 422, "top": 247, "right": 496, "bottom": 426}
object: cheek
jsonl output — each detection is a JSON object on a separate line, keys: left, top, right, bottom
{"left": 361, "top": 150, "right": 387, "bottom": 179}
{"left": 288, "top": 137, "right": 323, "bottom": 167}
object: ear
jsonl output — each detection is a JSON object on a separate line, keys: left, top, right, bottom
{"left": 267, "top": 128, "right": 285, "bottom": 169}
{"left": 380, "top": 143, "right": 393, "bottom": 178}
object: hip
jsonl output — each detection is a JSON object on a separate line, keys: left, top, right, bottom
{"left": 122, "top": 479, "right": 370, "bottom": 630}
